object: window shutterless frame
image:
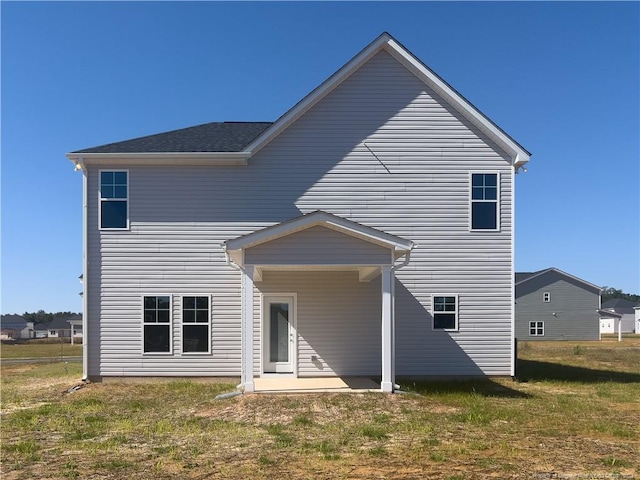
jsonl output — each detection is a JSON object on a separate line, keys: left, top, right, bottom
{"left": 543, "top": 292, "right": 551, "bottom": 303}
{"left": 431, "top": 294, "right": 459, "bottom": 331}
{"left": 181, "top": 295, "right": 212, "bottom": 355}
{"left": 142, "top": 294, "right": 173, "bottom": 355}
{"left": 469, "top": 172, "right": 500, "bottom": 232}
{"left": 99, "top": 170, "right": 129, "bottom": 230}
{"left": 529, "top": 321, "right": 544, "bottom": 336}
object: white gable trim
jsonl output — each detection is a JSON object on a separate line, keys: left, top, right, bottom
{"left": 243, "top": 32, "right": 530, "bottom": 169}
{"left": 224, "top": 210, "right": 414, "bottom": 256}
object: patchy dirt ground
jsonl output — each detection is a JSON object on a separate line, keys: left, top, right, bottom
{"left": 1, "top": 340, "right": 639, "bottom": 479}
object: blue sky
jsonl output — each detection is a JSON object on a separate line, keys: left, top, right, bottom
{"left": 1, "top": 1, "right": 639, "bottom": 314}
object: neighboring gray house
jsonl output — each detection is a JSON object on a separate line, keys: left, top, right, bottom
{"left": 599, "top": 299, "right": 636, "bottom": 334}
{"left": 515, "top": 268, "right": 601, "bottom": 341}
{"left": 66, "top": 32, "right": 531, "bottom": 392}
{"left": 635, "top": 302, "right": 640, "bottom": 335}
{"left": 0, "top": 314, "right": 35, "bottom": 340}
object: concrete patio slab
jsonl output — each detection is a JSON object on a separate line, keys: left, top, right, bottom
{"left": 253, "top": 376, "right": 380, "bottom": 393}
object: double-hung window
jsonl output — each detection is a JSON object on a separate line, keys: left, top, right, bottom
{"left": 543, "top": 292, "right": 551, "bottom": 303}
{"left": 143, "top": 296, "right": 171, "bottom": 353}
{"left": 471, "top": 173, "right": 499, "bottom": 231}
{"left": 529, "top": 321, "right": 544, "bottom": 336}
{"left": 432, "top": 295, "right": 458, "bottom": 331}
{"left": 182, "top": 296, "right": 210, "bottom": 353}
{"left": 100, "top": 171, "right": 128, "bottom": 229}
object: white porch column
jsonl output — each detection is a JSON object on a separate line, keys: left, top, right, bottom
{"left": 381, "top": 265, "right": 393, "bottom": 393}
{"left": 242, "top": 266, "right": 255, "bottom": 392}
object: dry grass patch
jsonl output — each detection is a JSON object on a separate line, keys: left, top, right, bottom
{"left": 1, "top": 339, "right": 639, "bottom": 479}
{"left": 1, "top": 342, "right": 83, "bottom": 359}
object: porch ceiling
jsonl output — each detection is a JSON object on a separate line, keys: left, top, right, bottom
{"left": 249, "top": 264, "right": 382, "bottom": 282}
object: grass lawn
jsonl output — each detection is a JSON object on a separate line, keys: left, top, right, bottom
{"left": 1, "top": 339, "right": 638, "bottom": 479}
{"left": 1, "top": 342, "right": 83, "bottom": 359}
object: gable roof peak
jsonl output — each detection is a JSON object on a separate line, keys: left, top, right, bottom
{"left": 244, "top": 32, "right": 530, "bottom": 169}
{"left": 515, "top": 267, "right": 601, "bottom": 291}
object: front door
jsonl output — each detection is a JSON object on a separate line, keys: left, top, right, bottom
{"left": 263, "top": 295, "right": 296, "bottom": 374}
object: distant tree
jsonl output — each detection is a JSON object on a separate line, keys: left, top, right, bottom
{"left": 22, "top": 310, "right": 80, "bottom": 324}
{"left": 23, "top": 310, "right": 53, "bottom": 324}
{"left": 601, "top": 287, "right": 640, "bottom": 304}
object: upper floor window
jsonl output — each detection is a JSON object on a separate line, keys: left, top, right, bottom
{"left": 543, "top": 292, "right": 550, "bottom": 303}
{"left": 100, "top": 171, "right": 128, "bottom": 229}
{"left": 432, "top": 295, "right": 458, "bottom": 331}
{"left": 471, "top": 173, "right": 499, "bottom": 231}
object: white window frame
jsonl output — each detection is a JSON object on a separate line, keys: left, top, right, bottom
{"left": 529, "top": 321, "right": 544, "bottom": 336}
{"left": 543, "top": 292, "right": 551, "bottom": 303}
{"left": 469, "top": 171, "right": 500, "bottom": 232}
{"left": 431, "top": 294, "right": 459, "bottom": 332}
{"left": 181, "top": 295, "right": 212, "bottom": 355}
{"left": 99, "top": 169, "right": 129, "bottom": 230}
{"left": 142, "top": 294, "right": 173, "bottom": 355}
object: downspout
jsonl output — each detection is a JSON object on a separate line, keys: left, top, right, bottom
{"left": 390, "top": 245, "right": 414, "bottom": 391}
{"left": 73, "top": 158, "right": 89, "bottom": 382}
{"left": 223, "top": 244, "right": 245, "bottom": 389}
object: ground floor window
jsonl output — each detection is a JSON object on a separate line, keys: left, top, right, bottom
{"left": 143, "top": 296, "right": 171, "bottom": 353}
{"left": 182, "top": 296, "right": 210, "bottom": 353}
{"left": 529, "top": 321, "right": 544, "bottom": 336}
{"left": 432, "top": 295, "right": 458, "bottom": 331}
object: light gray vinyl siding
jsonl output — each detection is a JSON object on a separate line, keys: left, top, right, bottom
{"left": 86, "top": 49, "right": 516, "bottom": 378}
{"left": 515, "top": 271, "right": 600, "bottom": 341}
{"left": 244, "top": 226, "right": 391, "bottom": 266}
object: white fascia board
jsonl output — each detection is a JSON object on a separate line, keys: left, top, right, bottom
{"left": 597, "top": 309, "right": 623, "bottom": 319}
{"left": 66, "top": 152, "right": 250, "bottom": 166}
{"left": 382, "top": 38, "right": 530, "bottom": 167}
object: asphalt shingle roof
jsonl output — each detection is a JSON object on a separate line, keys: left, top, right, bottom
{"left": 0, "top": 314, "right": 28, "bottom": 330}
{"left": 48, "top": 314, "right": 82, "bottom": 329}
{"left": 73, "top": 122, "right": 273, "bottom": 154}
{"left": 601, "top": 298, "right": 637, "bottom": 313}
{"left": 515, "top": 272, "right": 538, "bottom": 284}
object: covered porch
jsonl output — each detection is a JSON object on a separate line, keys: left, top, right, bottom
{"left": 223, "top": 210, "right": 414, "bottom": 393}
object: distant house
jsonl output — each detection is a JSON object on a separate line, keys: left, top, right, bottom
{"left": 0, "top": 314, "right": 35, "bottom": 340}
{"left": 34, "top": 323, "right": 49, "bottom": 338}
{"left": 45, "top": 314, "right": 83, "bottom": 338}
{"left": 515, "top": 268, "right": 601, "bottom": 341}
{"left": 599, "top": 299, "right": 636, "bottom": 334}
{"left": 635, "top": 302, "right": 640, "bottom": 335}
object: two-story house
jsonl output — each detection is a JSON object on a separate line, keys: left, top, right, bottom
{"left": 67, "top": 33, "right": 530, "bottom": 392}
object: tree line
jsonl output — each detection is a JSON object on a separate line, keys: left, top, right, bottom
{"left": 22, "top": 310, "right": 81, "bottom": 325}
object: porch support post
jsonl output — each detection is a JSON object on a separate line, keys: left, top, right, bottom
{"left": 242, "top": 266, "right": 255, "bottom": 392}
{"left": 381, "top": 265, "right": 393, "bottom": 393}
